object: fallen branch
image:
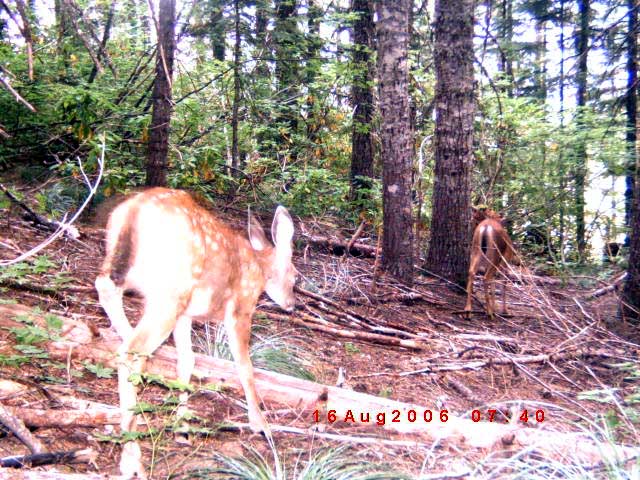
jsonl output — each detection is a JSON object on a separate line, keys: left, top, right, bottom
{"left": 0, "top": 472, "right": 116, "bottom": 480}
{"left": 400, "top": 349, "right": 625, "bottom": 375}
{"left": 301, "top": 233, "right": 377, "bottom": 257}
{"left": 0, "top": 404, "right": 43, "bottom": 454}
{"left": 267, "top": 310, "right": 427, "bottom": 350}
{"left": 344, "top": 221, "right": 367, "bottom": 258}
{"left": 0, "top": 448, "right": 96, "bottom": 468}
{"left": 2, "top": 405, "right": 121, "bottom": 428}
{"left": 584, "top": 272, "right": 627, "bottom": 300}
{"left": 0, "top": 184, "right": 79, "bottom": 239}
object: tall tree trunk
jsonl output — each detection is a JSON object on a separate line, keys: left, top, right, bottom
{"left": 425, "top": 0, "right": 475, "bottom": 287}
{"left": 231, "top": 0, "right": 241, "bottom": 176}
{"left": 376, "top": 0, "right": 414, "bottom": 284}
{"left": 622, "top": 157, "right": 640, "bottom": 322}
{"left": 625, "top": 0, "right": 638, "bottom": 247}
{"left": 574, "top": 0, "right": 590, "bottom": 260}
{"left": 145, "top": 0, "right": 176, "bottom": 187}
{"left": 350, "top": 0, "right": 375, "bottom": 197}
{"left": 14, "top": 0, "right": 34, "bottom": 80}
{"left": 558, "top": 0, "right": 567, "bottom": 261}
{"left": 274, "top": 0, "right": 299, "bottom": 139}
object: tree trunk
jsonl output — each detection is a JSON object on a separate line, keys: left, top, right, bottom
{"left": 622, "top": 170, "right": 640, "bottom": 322}
{"left": 231, "top": 0, "right": 241, "bottom": 176}
{"left": 15, "top": 0, "right": 34, "bottom": 80}
{"left": 574, "top": 0, "right": 590, "bottom": 260}
{"left": 145, "top": 0, "right": 176, "bottom": 187}
{"left": 625, "top": 0, "right": 638, "bottom": 247}
{"left": 622, "top": 0, "right": 640, "bottom": 323}
{"left": 350, "top": 0, "right": 375, "bottom": 198}
{"left": 376, "top": 1, "right": 414, "bottom": 284}
{"left": 425, "top": 0, "right": 475, "bottom": 287}
{"left": 88, "top": 1, "right": 116, "bottom": 83}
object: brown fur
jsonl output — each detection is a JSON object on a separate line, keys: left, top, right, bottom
{"left": 465, "top": 213, "right": 519, "bottom": 318}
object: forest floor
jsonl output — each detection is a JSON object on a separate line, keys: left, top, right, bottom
{"left": 0, "top": 181, "right": 639, "bottom": 479}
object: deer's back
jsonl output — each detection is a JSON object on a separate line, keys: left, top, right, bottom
{"left": 104, "top": 188, "right": 263, "bottom": 312}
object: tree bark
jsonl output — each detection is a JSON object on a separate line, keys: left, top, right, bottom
{"left": 425, "top": 0, "right": 475, "bottom": 287}
{"left": 88, "top": 1, "right": 116, "bottom": 83}
{"left": 14, "top": 0, "right": 34, "bottom": 80}
{"left": 625, "top": 0, "right": 638, "bottom": 247}
{"left": 622, "top": 0, "right": 640, "bottom": 322}
{"left": 622, "top": 166, "right": 640, "bottom": 322}
{"left": 145, "top": 0, "right": 176, "bottom": 187}
{"left": 574, "top": 0, "right": 590, "bottom": 260}
{"left": 231, "top": 0, "right": 241, "bottom": 176}
{"left": 376, "top": 0, "right": 414, "bottom": 284}
{"left": 350, "top": 0, "right": 375, "bottom": 198}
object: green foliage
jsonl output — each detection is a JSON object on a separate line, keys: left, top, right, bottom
{"left": 344, "top": 342, "right": 360, "bottom": 355}
{"left": 128, "top": 372, "right": 195, "bottom": 393}
{"left": 279, "top": 167, "right": 350, "bottom": 218}
{"left": 197, "top": 324, "right": 315, "bottom": 382}
{"left": 83, "top": 361, "right": 115, "bottom": 379}
{"left": 172, "top": 445, "right": 409, "bottom": 480}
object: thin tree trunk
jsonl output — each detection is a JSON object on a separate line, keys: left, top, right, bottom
{"left": 350, "top": 0, "right": 375, "bottom": 198}
{"left": 231, "top": 0, "right": 241, "bottom": 176}
{"left": 625, "top": 0, "right": 638, "bottom": 247}
{"left": 621, "top": 0, "right": 640, "bottom": 322}
{"left": 425, "top": 0, "right": 475, "bottom": 287}
{"left": 575, "top": 0, "right": 590, "bottom": 260}
{"left": 145, "top": 0, "right": 176, "bottom": 187}
{"left": 558, "top": 0, "right": 566, "bottom": 261}
{"left": 14, "top": 0, "right": 34, "bottom": 80}
{"left": 88, "top": 1, "right": 116, "bottom": 83}
{"left": 376, "top": 0, "right": 414, "bottom": 284}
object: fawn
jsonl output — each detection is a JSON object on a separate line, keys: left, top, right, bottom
{"left": 464, "top": 208, "right": 519, "bottom": 318}
{"left": 95, "top": 188, "right": 296, "bottom": 478}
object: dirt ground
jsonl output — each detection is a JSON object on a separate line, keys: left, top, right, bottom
{"left": 0, "top": 184, "right": 639, "bottom": 479}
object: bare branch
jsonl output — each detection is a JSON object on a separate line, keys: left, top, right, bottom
{"left": 0, "top": 136, "right": 106, "bottom": 266}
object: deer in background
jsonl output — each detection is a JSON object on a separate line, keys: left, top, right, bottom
{"left": 95, "top": 188, "right": 296, "bottom": 479}
{"left": 464, "top": 207, "right": 519, "bottom": 319}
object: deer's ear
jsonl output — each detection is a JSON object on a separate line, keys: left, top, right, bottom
{"left": 248, "top": 213, "right": 268, "bottom": 251}
{"left": 271, "top": 206, "right": 294, "bottom": 250}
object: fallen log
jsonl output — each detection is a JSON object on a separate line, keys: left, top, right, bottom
{"left": 2, "top": 405, "right": 121, "bottom": 429}
{"left": 300, "top": 233, "right": 377, "bottom": 257}
{"left": 0, "top": 449, "right": 96, "bottom": 468}
{"left": 0, "top": 470, "right": 116, "bottom": 480}
{"left": 1, "top": 303, "right": 638, "bottom": 468}
{"left": 0, "top": 404, "right": 44, "bottom": 454}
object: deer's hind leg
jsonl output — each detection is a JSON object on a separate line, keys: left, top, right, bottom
{"left": 118, "top": 296, "right": 189, "bottom": 479}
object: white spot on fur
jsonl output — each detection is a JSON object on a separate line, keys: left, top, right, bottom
{"left": 387, "top": 184, "right": 399, "bottom": 193}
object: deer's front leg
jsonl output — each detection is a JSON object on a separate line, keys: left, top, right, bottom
{"left": 223, "top": 300, "right": 269, "bottom": 434}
